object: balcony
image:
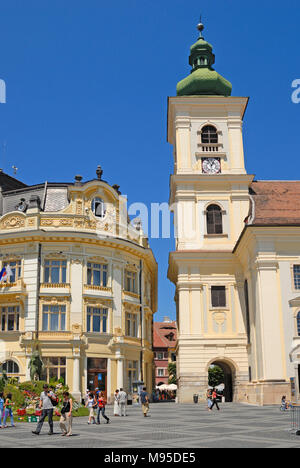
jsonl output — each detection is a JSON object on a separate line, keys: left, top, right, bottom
{"left": 0, "top": 279, "right": 27, "bottom": 302}
{"left": 40, "top": 283, "right": 71, "bottom": 298}
{"left": 84, "top": 284, "right": 112, "bottom": 293}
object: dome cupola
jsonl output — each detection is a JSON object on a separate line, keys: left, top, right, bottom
{"left": 177, "top": 22, "right": 232, "bottom": 97}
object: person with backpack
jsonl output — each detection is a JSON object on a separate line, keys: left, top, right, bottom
{"left": 60, "top": 392, "right": 73, "bottom": 436}
{"left": 140, "top": 387, "right": 150, "bottom": 418}
{"left": 32, "top": 384, "right": 57, "bottom": 435}
{"left": 96, "top": 392, "right": 110, "bottom": 425}
{"left": 2, "top": 393, "right": 15, "bottom": 428}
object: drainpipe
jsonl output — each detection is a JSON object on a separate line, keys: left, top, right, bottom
{"left": 139, "top": 259, "right": 144, "bottom": 383}
{"left": 35, "top": 243, "right": 42, "bottom": 341}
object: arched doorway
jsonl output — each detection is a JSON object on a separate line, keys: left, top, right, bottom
{"left": 208, "top": 360, "right": 235, "bottom": 402}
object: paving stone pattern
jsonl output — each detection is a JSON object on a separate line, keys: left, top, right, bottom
{"left": 0, "top": 403, "right": 299, "bottom": 448}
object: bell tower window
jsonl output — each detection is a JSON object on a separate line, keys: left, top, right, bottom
{"left": 201, "top": 125, "right": 218, "bottom": 144}
{"left": 206, "top": 204, "right": 223, "bottom": 235}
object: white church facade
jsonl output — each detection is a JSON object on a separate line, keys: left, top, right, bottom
{"left": 168, "top": 22, "right": 300, "bottom": 405}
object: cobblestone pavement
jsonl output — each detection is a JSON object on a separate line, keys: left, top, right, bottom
{"left": 0, "top": 402, "right": 299, "bottom": 448}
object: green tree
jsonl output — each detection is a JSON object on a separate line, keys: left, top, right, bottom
{"left": 168, "top": 362, "right": 177, "bottom": 385}
{"left": 208, "top": 365, "right": 224, "bottom": 388}
{"left": 0, "top": 370, "right": 8, "bottom": 392}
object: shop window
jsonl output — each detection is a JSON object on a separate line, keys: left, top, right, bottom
{"left": 42, "top": 357, "right": 66, "bottom": 383}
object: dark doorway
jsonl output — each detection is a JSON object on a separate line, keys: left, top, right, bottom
{"left": 87, "top": 358, "right": 107, "bottom": 398}
{"left": 298, "top": 365, "right": 300, "bottom": 393}
{"left": 209, "top": 361, "right": 235, "bottom": 402}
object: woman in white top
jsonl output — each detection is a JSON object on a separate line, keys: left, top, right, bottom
{"left": 114, "top": 390, "right": 121, "bottom": 416}
{"left": 85, "top": 393, "right": 97, "bottom": 424}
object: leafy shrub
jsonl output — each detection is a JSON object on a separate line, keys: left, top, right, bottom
{"left": 19, "top": 380, "right": 48, "bottom": 396}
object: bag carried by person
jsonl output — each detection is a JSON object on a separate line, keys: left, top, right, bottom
{"left": 49, "top": 395, "right": 59, "bottom": 407}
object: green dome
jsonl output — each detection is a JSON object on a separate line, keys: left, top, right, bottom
{"left": 177, "top": 68, "right": 232, "bottom": 97}
{"left": 190, "top": 38, "right": 213, "bottom": 54}
{"left": 177, "top": 23, "right": 232, "bottom": 97}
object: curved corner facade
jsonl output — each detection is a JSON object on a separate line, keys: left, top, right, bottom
{"left": 0, "top": 172, "right": 157, "bottom": 402}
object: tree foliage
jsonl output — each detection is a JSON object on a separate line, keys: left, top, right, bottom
{"left": 168, "top": 362, "right": 177, "bottom": 385}
{"left": 208, "top": 365, "right": 224, "bottom": 388}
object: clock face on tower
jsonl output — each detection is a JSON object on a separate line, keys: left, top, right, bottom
{"left": 202, "top": 158, "right": 221, "bottom": 174}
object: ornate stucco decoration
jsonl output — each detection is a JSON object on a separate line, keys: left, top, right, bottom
{"left": 0, "top": 214, "right": 26, "bottom": 230}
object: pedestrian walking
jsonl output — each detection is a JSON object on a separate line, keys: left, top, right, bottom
{"left": 210, "top": 388, "right": 221, "bottom": 411}
{"left": 140, "top": 387, "right": 150, "bottom": 418}
{"left": 207, "top": 389, "right": 213, "bottom": 411}
{"left": 119, "top": 388, "right": 127, "bottom": 417}
{"left": 114, "top": 390, "right": 121, "bottom": 416}
{"left": 32, "top": 384, "right": 57, "bottom": 435}
{"left": 3, "top": 393, "right": 15, "bottom": 428}
{"left": 85, "top": 392, "right": 97, "bottom": 424}
{"left": 97, "top": 392, "right": 110, "bottom": 425}
{"left": 60, "top": 392, "right": 73, "bottom": 437}
{"left": 0, "top": 392, "right": 4, "bottom": 428}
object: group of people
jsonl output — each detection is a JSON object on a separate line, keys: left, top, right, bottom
{"left": 2, "top": 383, "right": 151, "bottom": 436}
{"left": 85, "top": 389, "right": 110, "bottom": 425}
{"left": 32, "top": 384, "right": 73, "bottom": 436}
{"left": 0, "top": 392, "right": 15, "bottom": 428}
{"left": 152, "top": 390, "right": 176, "bottom": 402}
{"left": 113, "top": 388, "right": 127, "bottom": 417}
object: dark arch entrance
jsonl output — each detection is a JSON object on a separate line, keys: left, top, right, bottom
{"left": 210, "top": 360, "right": 235, "bottom": 402}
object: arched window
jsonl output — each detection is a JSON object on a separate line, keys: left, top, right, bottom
{"left": 201, "top": 125, "right": 218, "bottom": 145}
{"left": 91, "top": 197, "right": 106, "bottom": 218}
{"left": 297, "top": 311, "right": 300, "bottom": 336}
{"left": 206, "top": 204, "right": 223, "bottom": 235}
{"left": 1, "top": 360, "right": 19, "bottom": 374}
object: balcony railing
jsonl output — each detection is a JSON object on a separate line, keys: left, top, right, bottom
{"left": 40, "top": 283, "right": 70, "bottom": 288}
{"left": 198, "top": 143, "right": 221, "bottom": 152}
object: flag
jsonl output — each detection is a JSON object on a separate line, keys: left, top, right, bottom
{"left": 0, "top": 265, "right": 13, "bottom": 283}
{"left": 6, "top": 265, "right": 13, "bottom": 282}
{"left": 0, "top": 267, "right": 7, "bottom": 282}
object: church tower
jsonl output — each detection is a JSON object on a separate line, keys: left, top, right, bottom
{"left": 168, "top": 21, "right": 254, "bottom": 403}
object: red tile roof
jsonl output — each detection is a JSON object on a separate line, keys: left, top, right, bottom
{"left": 153, "top": 321, "right": 177, "bottom": 349}
{"left": 250, "top": 181, "right": 300, "bottom": 225}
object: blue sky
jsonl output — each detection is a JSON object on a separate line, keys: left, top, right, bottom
{"left": 0, "top": 0, "right": 299, "bottom": 321}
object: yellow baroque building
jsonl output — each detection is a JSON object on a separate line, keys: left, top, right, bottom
{"left": 168, "top": 23, "right": 300, "bottom": 405}
{"left": 0, "top": 167, "right": 157, "bottom": 402}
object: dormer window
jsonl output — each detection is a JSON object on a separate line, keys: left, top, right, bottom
{"left": 201, "top": 125, "right": 218, "bottom": 144}
{"left": 92, "top": 197, "right": 106, "bottom": 218}
{"left": 165, "top": 332, "right": 175, "bottom": 342}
